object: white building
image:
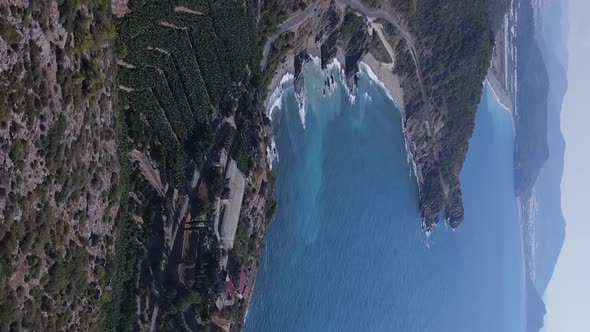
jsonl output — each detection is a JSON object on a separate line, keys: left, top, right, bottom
{"left": 218, "top": 159, "right": 246, "bottom": 249}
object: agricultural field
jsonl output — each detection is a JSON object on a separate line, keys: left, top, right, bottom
{"left": 103, "top": 0, "right": 273, "bottom": 330}
{"left": 0, "top": 0, "right": 273, "bottom": 330}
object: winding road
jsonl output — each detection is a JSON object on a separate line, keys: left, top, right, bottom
{"left": 260, "top": 0, "right": 431, "bottom": 111}
{"left": 336, "top": 0, "right": 430, "bottom": 111}
{"left": 260, "top": 1, "right": 319, "bottom": 69}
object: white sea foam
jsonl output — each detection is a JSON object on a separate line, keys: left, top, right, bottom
{"left": 267, "top": 72, "right": 295, "bottom": 120}
{"left": 296, "top": 92, "right": 307, "bottom": 129}
{"left": 359, "top": 62, "right": 395, "bottom": 104}
{"left": 319, "top": 59, "right": 339, "bottom": 97}
{"left": 341, "top": 78, "right": 356, "bottom": 105}
{"left": 325, "top": 75, "right": 337, "bottom": 96}
{"left": 326, "top": 58, "right": 341, "bottom": 72}
{"left": 485, "top": 80, "right": 511, "bottom": 113}
{"left": 310, "top": 55, "right": 321, "bottom": 67}
{"left": 281, "top": 72, "right": 295, "bottom": 85}
{"left": 266, "top": 136, "right": 279, "bottom": 170}
{"left": 424, "top": 228, "right": 432, "bottom": 248}
{"left": 268, "top": 89, "right": 283, "bottom": 120}
{"left": 323, "top": 58, "right": 355, "bottom": 104}
{"left": 266, "top": 72, "right": 294, "bottom": 168}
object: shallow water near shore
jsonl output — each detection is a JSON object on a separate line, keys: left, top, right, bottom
{"left": 245, "top": 63, "right": 525, "bottom": 331}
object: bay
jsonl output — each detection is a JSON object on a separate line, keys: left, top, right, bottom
{"left": 245, "top": 62, "right": 525, "bottom": 332}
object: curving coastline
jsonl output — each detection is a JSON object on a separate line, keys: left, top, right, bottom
{"left": 260, "top": 0, "right": 505, "bottom": 232}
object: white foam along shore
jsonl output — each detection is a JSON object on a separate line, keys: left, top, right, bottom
{"left": 484, "top": 79, "right": 517, "bottom": 139}
{"left": 360, "top": 53, "right": 405, "bottom": 111}
{"left": 266, "top": 136, "right": 279, "bottom": 170}
{"left": 358, "top": 56, "right": 430, "bottom": 236}
{"left": 263, "top": 53, "right": 437, "bottom": 238}
{"left": 266, "top": 71, "right": 294, "bottom": 169}
{"left": 266, "top": 52, "right": 405, "bottom": 117}
{"left": 266, "top": 55, "right": 349, "bottom": 129}
{"left": 265, "top": 54, "right": 410, "bottom": 169}
{"left": 359, "top": 62, "right": 395, "bottom": 103}
{"left": 267, "top": 72, "right": 294, "bottom": 120}
{"left": 485, "top": 77, "right": 512, "bottom": 113}
{"left": 307, "top": 54, "right": 356, "bottom": 104}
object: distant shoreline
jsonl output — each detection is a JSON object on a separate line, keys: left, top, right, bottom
{"left": 486, "top": 71, "right": 515, "bottom": 113}
{"left": 485, "top": 71, "right": 516, "bottom": 139}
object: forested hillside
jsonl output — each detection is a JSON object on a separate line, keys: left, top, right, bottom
{"left": 1, "top": 0, "right": 273, "bottom": 330}
{"left": 0, "top": 0, "right": 119, "bottom": 329}
{"left": 362, "top": 0, "right": 511, "bottom": 229}
{"left": 103, "top": 0, "right": 273, "bottom": 330}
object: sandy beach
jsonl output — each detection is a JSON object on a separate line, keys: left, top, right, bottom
{"left": 264, "top": 50, "right": 405, "bottom": 114}
{"left": 264, "top": 54, "right": 295, "bottom": 110}
{"left": 487, "top": 70, "right": 515, "bottom": 113}
{"left": 361, "top": 52, "right": 405, "bottom": 111}
{"left": 486, "top": 71, "right": 517, "bottom": 138}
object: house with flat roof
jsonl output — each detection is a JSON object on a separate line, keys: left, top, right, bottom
{"left": 218, "top": 159, "right": 246, "bottom": 250}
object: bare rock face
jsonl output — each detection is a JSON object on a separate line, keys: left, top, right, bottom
{"left": 289, "top": 3, "right": 372, "bottom": 103}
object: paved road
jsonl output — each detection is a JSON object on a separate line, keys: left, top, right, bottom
{"left": 149, "top": 166, "right": 200, "bottom": 331}
{"left": 260, "top": 0, "right": 431, "bottom": 112}
{"left": 260, "top": 1, "right": 319, "bottom": 69}
{"left": 335, "top": 0, "right": 431, "bottom": 111}
{"left": 337, "top": 0, "right": 411, "bottom": 42}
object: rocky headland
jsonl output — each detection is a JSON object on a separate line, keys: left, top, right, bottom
{"left": 263, "top": 0, "right": 510, "bottom": 232}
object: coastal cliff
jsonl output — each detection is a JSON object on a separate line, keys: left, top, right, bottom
{"left": 263, "top": 0, "right": 509, "bottom": 231}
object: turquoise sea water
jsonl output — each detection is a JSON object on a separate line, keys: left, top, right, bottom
{"left": 245, "top": 63, "right": 525, "bottom": 332}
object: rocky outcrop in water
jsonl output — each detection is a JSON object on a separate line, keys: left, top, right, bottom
{"left": 267, "top": 0, "right": 508, "bottom": 231}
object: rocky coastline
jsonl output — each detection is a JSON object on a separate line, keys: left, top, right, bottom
{"left": 262, "top": 0, "right": 505, "bottom": 232}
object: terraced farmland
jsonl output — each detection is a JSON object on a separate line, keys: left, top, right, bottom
{"left": 102, "top": 1, "right": 270, "bottom": 330}
{"left": 117, "top": 0, "right": 260, "bottom": 184}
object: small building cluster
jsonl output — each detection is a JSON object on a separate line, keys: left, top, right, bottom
{"left": 210, "top": 150, "right": 253, "bottom": 315}
{"left": 215, "top": 256, "right": 252, "bottom": 311}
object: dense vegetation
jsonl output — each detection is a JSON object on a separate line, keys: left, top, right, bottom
{"left": 115, "top": 0, "right": 259, "bottom": 184}
{"left": 101, "top": 0, "right": 270, "bottom": 330}
{"left": 424, "top": 0, "right": 495, "bottom": 182}
{"left": 384, "top": 0, "right": 508, "bottom": 226}
{"left": 257, "top": 0, "right": 310, "bottom": 46}
{"left": 0, "top": 0, "right": 119, "bottom": 330}
{"left": 0, "top": 0, "right": 514, "bottom": 329}
{"left": 2, "top": 0, "right": 270, "bottom": 330}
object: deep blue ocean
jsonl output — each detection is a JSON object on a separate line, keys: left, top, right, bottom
{"left": 245, "top": 63, "right": 525, "bottom": 332}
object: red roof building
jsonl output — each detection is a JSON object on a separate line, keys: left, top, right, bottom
{"left": 237, "top": 265, "right": 249, "bottom": 298}
{"left": 225, "top": 278, "right": 236, "bottom": 299}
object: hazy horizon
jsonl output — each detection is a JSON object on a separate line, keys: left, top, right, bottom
{"left": 545, "top": 0, "right": 590, "bottom": 330}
